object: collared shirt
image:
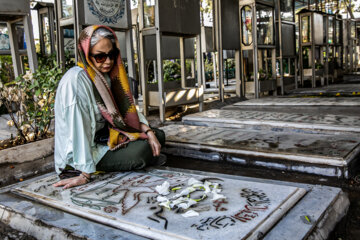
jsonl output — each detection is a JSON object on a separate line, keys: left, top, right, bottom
{"left": 54, "top": 66, "right": 148, "bottom": 174}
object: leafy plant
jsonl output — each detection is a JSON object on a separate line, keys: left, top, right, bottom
{"left": 0, "top": 53, "right": 74, "bottom": 145}
{"left": 0, "top": 55, "right": 14, "bottom": 84}
{"left": 163, "top": 60, "right": 181, "bottom": 82}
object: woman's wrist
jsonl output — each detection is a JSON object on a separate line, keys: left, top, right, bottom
{"left": 80, "top": 172, "right": 91, "bottom": 183}
{"left": 144, "top": 128, "right": 155, "bottom": 135}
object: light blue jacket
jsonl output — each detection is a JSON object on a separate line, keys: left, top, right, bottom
{"left": 54, "top": 66, "right": 148, "bottom": 174}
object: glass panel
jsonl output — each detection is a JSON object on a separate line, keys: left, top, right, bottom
{"left": 64, "top": 29, "right": 75, "bottom": 55}
{"left": 351, "top": 22, "right": 356, "bottom": 38}
{"left": 0, "top": 26, "right": 10, "bottom": 50}
{"left": 62, "top": 0, "right": 73, "bottom": 18}
{"left": 328, "top": 16, "right": 334, "bottom": 44}
{"left": 301, "top": 16, "right": 311, "bottom": 43}
{"left": 42, "top": 14, "right": 51, "bottom": 55}
{"left": 256, "top": 4, "right": 274, "bottom": 45}
{"left": 335, "top": 20, "right": 340, "bottom": 44}
{"left": 241, "top": 6, "right": 253, "bottom": 46}
{"left": 302, "top": 46, "right": 311, "bottom": 68}
{"left": 242, "top": 50, "right": 254, "bottom": 82}
{"left": 280, "top": 0, "right": 294, "bottom": 22}
{"left": 323, "top": 16, "right": 326, "bottom": 44}
{"left": 143, "top": 0, "right": 155, "bottom": 28}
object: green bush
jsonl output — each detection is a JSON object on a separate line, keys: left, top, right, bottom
{"left": 0, "top": 53, "right": 74, "bottom": 142}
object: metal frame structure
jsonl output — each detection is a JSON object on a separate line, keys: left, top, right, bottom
{"left": 54, "top": 0, "right": 136, "bottom": 85}
{"left": 323, "top": 13, "right": 335, "bottom": 84}
{"left": 342, "top": 19, "right": 357, "bottom": 73}
{"left": 213, "top": 0, "right": 243, "bottom": 101}
{"left": 32, "top": 2, "right": 56, "bottom": 56}
{"left": 0, "top": 0, "right": 38, "bottom": 77}
{"left": 138, "top": 0, "right": 204, "bottom": 122}
{"left": 332, "top": 15, "right": 343, "bottom": 81}
{"left": 239, "top": 0, "right": 277, "bottom": 98}
{"left": 298, "top": 9, "right": 325, "bottom": 88}
{"left": 276, "top": 0, "right": 297, "bottom": 94}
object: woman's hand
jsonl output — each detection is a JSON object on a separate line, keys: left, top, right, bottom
{"left": 147, "top": 131, "right": 161, "bottom": 157}
{"left": 53, "top": 173, "right": 89, "bottom": 189}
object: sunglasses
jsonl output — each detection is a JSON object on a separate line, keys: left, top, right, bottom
{"left": 90, "top": 49, "right": 119, "bottom": 63}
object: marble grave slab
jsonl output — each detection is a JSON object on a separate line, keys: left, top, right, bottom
{"left": 162, "top": 125, "right": 360, "bottom": 177}
{"left": 182, "top": 109, "right": 360, "bottom": 133}
{"left": 233, "top": 97, "right": 360, "bottom": 106}
{"left": 12, "top": 170, "right": 306, "bottom": 240}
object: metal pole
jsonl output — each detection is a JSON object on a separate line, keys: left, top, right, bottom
{"left": 48, "top": 7, "right": 56, "bottom": 55}
{"left": 215, "top": 0, "right": 224, "bottom": 102}
{"left": 155, "top": 0, "right": 165, "bottom": 122}
{"left": 278, "top": 0, "right": 284, "bottom": 95}
{"left": 23, "top": 14, "right": 38, "bottom": 72}
{"left": 253, "top": 5, "right": 259, "bottom": 98}
{"left": 180, "top": 37, "right": 186, "bottom": 88}
{"left": 197, "top": 35, "right": 204, "bottom": 112}
{"left": 138, "top": 0, "right": 148, "bottom": 116}
{"left": 7, "top": 22, "right": 22, "bottom": 77}
{"left": 213, "top": 52, "right": 218, "bottom": 88}
{"left": 311, "top": 14, "right": 316, "bottom": 88}
{"left": 235, "top": 50, "right": 242, "bottom": 97}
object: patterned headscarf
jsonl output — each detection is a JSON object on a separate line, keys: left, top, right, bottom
{"left": 77, "top": 25, "right": 147, "bottom": 151}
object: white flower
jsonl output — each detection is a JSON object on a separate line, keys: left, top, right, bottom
{"left": 181, "top": 210, "right": 199, "bottom": 218}
{"left": 155, "top": 181, "right": 170, "bottom": 195}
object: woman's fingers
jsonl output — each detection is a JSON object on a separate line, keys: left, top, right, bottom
{"left": 53, "top": 179, "right": 71, "bottom": 187}
{"left": 53, "top": 176, "right": 87, "bottom": 189}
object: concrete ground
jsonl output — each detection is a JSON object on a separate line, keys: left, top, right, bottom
{"left": 0, "top": 76, "right": 360, "bottom": 239}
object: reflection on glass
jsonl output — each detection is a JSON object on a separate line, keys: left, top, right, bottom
{"left": 302, "top": 47, "right": 311, "bottom": 68}
{"left": 328, "top": 17, "right": 334, "bottom": 44}
{"left": 335, "top": 20, "right": 340, "bottom": 44}
{"left": 241, "top": 6, "right": 253, "bottom": 46}
{"left": 256, "top": 4, "right": 274, "bottom": 45}
{"left": 62, "top": 0, "right": 73, "bottom": 18}
{"left": 351, "top": 22, "right": 356, "bottom": 38}
{"left": 42, "top": 15, "right": 51, "bottom": 55}
{"left": 301, "top": 16, "right": 311, "bottom": 43}
{"left": 280, "top": 0, "right": 294, "bottom": 22}
{"left": 143, "top": 0, "right": 155, "bottom": 28}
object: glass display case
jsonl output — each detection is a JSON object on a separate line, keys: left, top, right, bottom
{"left": 301, "top": 16, "right": 311, "bottom": 43}
{"left": 256, "top": 4, "right": 274, "bottom": 45}
{"left": 239, "top": 0, "right": 276, "bottom": 98}
{"left": 138, "top": 0, "right": 202, "bottom": 122}
{"left": 61, "top": 0, "right": 73, "bottom": 18}
{"left": 298, "top": 10, "right": 327, "bottom": 87}
{"left": 143, "top": 0, "right": 155, "bottom": 28}
{"left": 241, "top": 6, "right": 253, "bottom": 46}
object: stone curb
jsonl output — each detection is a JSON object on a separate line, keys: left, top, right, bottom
{"left": 0, "top": 138, "right": 54, "bottom": 165}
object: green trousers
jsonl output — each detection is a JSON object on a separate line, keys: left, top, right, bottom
{"left": 96, "top": 128, "right": 165, "bottom": 172}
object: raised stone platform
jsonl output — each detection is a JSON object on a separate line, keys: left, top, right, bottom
{"left": 0, "top": 168, "right": 349, "bottom": 240}
{"left": 161, "top": 125, "right": 360, "bottom": 178}
{"left": 233, "top": 97, "right": 360, "bottom": 107}
{"left": 287, "top": 84, "right": 360, "bottom": 97}
{"left": 183, "top": 109, "right": 360, "bottom": 133}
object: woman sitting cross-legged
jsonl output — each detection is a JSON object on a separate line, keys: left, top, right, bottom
{"left": 53, "top": 25, "right": 165, "bottom": 189}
